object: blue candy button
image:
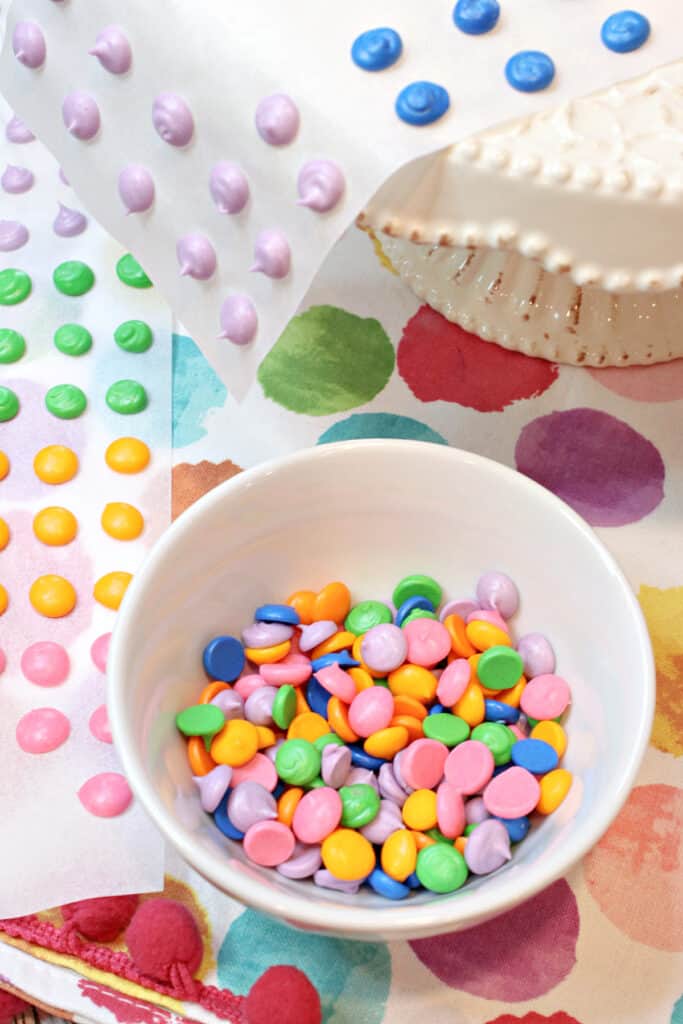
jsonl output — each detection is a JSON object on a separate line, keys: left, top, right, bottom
{"left": 429, "top": 703, "right": 446, "bottom": 715}
{"left": 511, "top": 738, "right": 559, "bottom": 774}
{"left": 351, "top": 27, "right": 403, "bottom": 71}
{"left": 601, "top": 10, "right": 650, "bottom": 52}
{"left": 395, "top": 595, "right": 435, "bottom": 627}
{"left": 496, "top": 815, "right": 530, "bottom": 843}
{"left": 367, "top": 868, "right": 411, "bottom": 900}
{"left": 311, "top": 650, "right": 360, "bottom": 672}
{"left": 214, "top": 792, "right": 245, "bottom": 840}
{"left": 306, "top": 676, "right": 331, "bottom": 717}
{"left": 485, "top": 699, "right": 520, "bottom": 724}
{"left": 395, "top": 81, "right": 450, "bottom": 126}
{"left": 406, "top": 871, "right": 422, "bottom": 889}
{"left": 505, "top": 50, "right": 555, "bottom": 92}
{"left": 453, "top": 0, "right": 500, "bottom": 35}
{"left": 203, "top": 635, "right": 245, "bottom": 683}
{"left": 350, "top": 744, "right": 386, "bottom": 770}
{"left": 254, "top": 603, "right": 300, "bottom": 625}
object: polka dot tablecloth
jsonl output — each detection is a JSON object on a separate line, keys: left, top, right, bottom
{"left": 3, "top": 219, "right": 683, "bottom": 1024}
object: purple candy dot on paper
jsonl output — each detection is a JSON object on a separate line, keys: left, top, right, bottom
{"left": 219, "top": 295, "right": 257, "bottom": 345}
{"left": 152, "top": 93, "right": 194, "bottom": 147}
{"left": 62, "top": 92, "right": 100, "bottom": 140}
{"left": 177, "top": 233, "right": 217, "bottom": 280}
{"left": 53, "top": 203, "right": 87, "bottom": 237}
{"left": 90, "top": 25, "right": 132, "bottom": 74}
{"left": 0, "top": 220, "right": 29, "bottom": 251}
{"left": 255, "top": 94, "right": 300, "bottom": 146}
{"left": 209, "top": 161, "right": 249, "bottom": 214}
{"left": 118, "top": 165, "right": 155, "bottom": 213}
{"left": 297, "top": 159, "right": 345, "bottom": 213}
{"left": 251, "top": 229, "right": 291, "bottom": 279}
{"left": 6, "top": 115, "right": 35, "bottom": 143}
{"left": 12, "top": 21, "right": 46, "bottom": 69}
{"left": 2, "top": 165, "right": 34, "bottom": 193}
{"left": 515, "top": 408, "right": 665, "bottom": 526}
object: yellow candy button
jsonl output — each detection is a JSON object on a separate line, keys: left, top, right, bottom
{"left": 531, "top": 720, "right": 567, "bottom": 758}
{"left": 497, "top": 677, "right": 526, "bottom": 708}
{"left": 295, "top": 687, "right": 311, "bottom": 716}
{"left": 244, "top": 640, "right": 291, "bottom": 665}
{"left": 321, "top": 828, "right": 375, "bottom": 881}
{"left": 390, "top": 714, "right": 423, "bottom": 743}
{"left": 402, "top": 789, "right": 438, "bottom": 831}
{"left": 210, "top": 719, "right": 259, "bottom": 766}
{"left": 34, "top": 445, "right": 78, "bottom": 484}
{"left": 287, "top": 711, "right": 330, "bottom": 743}
{"left": 0, "top": 517, "right": 9, "bottom": 551}
{"left": 536, "top": 768, "right": 573, "bottom": 815}
{"left": 453, "top": 681, "right": 485, "bottom": 727}
{"left": 381, "top": 828, "right": 417, "bottom": 882}
{"left": 105, "top": 436, "right": 150, "bottom": 474}
{"left": 0, "top": 450, "right": 9, "bottom": 480}
{"left": 349, "top": 667, "right": 374, "bottom": 693}
{"left": 444, "top": 613, "right": 476, "bottom": 657}
{"left": 311, "top": 630, "right": 355, "bottom": 660}
{"left": 255, "top": 725, "right": 277, "bottom": 749}
{"left": 364, "top": 724, "right": 409, "bottom": 759}
{"left": 388, "top": 663, "right": 437, "bottom": 704}
{"left": 33, "top": 507, "right": 78, "bottom": 546}
{"left": 29, "top": 574, "right": 76, "bottom": 618}
{"left": 0, "top": 583, "right": 8, "bottom": 616}
{"left": 466, "top": 620, "right": 511, "bottom": 652}
{"left": 93, "top": 571, "right": 132, "bottom": 610}
{"left": 101, "top": 501, "right": 144, "bottom": 540}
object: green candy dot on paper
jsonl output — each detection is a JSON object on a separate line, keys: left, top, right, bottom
{"left": 477, "top": 645, "right": 524, "bottom": 691}
{"left": 471, "top": 722, "right": 515, "bottom": 766}
{"left": 54, "top": 323, "right": 92, "bottom": 356}
{"left": 116, "top": 253, "right": 152, "bottom": 289}
{"left": 423, "top": 713, "right": 470, "bottom": 747}
{"left": 0, "top": 328, "right": 26, "bottom": 363}
{"left": 0, "top": 386, "right": 19, "bottom": 422}
{"left": 53, "top": 261, "right": 95, "bottom": 296}
{"left": 257, "top": 304, "right": 394, "bottom": 415}
{"left": 392, "top": 574, "right": 442, "bottom": 610}
{"left": 416, "top": 843, "right": 468, "bottom": 893}
{"left": 0, "top": 268, "right": 31, "bottom": 305}
{"left": 272, "top": 685, "right": 297, "bottom": 730}
{"left": 345, "top": 600, "right": 393, "bottom": 636}
{"left": 106, "top": 379, "right": 148, "bottom": 415}
{"left": 401, "top": 609, "right": 438, "bottom": 626}
{"left": 176, "top": 703, "right": 225, "bottom": 738}
{"left": 45, "top": 384, "right": 87, "bottom": 420}
{"left": 114, "top": 319, "right": 153, "bottom": 353}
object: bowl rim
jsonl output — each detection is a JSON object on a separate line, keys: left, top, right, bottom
{"left": 109, "top": 439, "right": 655, "bottom": 938}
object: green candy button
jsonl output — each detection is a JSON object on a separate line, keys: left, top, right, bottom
{"left": 477, "top": 645, "right": 524, "bottom": 690}
{"left": 116, "top": 253, "right": 152, "bottom": 289}
{"left": 0, "top": 328, "right": 26, "bottom": 363}
{"left": 114, "top": 319, "right": 153, "bottom": 353}
{"left": 45, "top": 384, "right": 87, "bottom": 420}
{"left": 54, "top": 323, "right": 92, "bottom": 356}
{"left": 401, "top": 608, "right": 438, "bottom": 627}
{"left": 416, "top": 843, "right": 468, "bottom": 893}
{"left": 392, "top": 574, "right": 442, "bottom": 611}
{"left": 175, "top": 703, "right": 225, "bottom": 738}
{"left": 0, "top": 386, "right": 19, "bottom": 422}
{"left": 423, "top": 713, "right": 470, "bottom": 747}
{"left": 272, "top": 685, "right": 297, "bottom": 730}
{"left": 464, "top": 823, "right": 479, "bottom": 836}
{"left": 345, "top": 600, "right": 393, "bottom": 636}
{"left": 53, "top": 260, "right": 95, "bottom": 296}
{"left": 314, "top": 732, "right": 344, "bottom": 752}
{"left": 339, "top": 783, "right": 380, "bottom": 828}
{"left": 0, "top": 268, "right": 31, "bottom": 305}
{"left": 471, "top": 722, "right": 516, "bottom": 766}
{"left": 275, "top": 739, "right": 321, "bottom": 786}
{"left": 106, "top": 379, "right": 148, "bottom": 415}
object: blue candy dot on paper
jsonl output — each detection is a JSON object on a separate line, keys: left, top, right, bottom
{"left": 396, "top": 81, "right": 450, "bottom": 126}
{"left": 453, "top": 0, "right": 500, "bottom": 35}
{"left": 505, "top": 51, "right": 555, "bottom": 92}
{"left": 351, "top": 27, "right": 402, "bottom": 71}
{"left": 317, "top": 412, "right": 447, "bottom": 446}
{"left": 601, "top": 10, "right": 650, "bottom": 52}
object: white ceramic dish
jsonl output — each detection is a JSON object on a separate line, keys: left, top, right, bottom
{"left": 109, "top": 441, "right": 654, "bottom": 941}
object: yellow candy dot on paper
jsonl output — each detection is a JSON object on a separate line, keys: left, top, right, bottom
{"left": 29, "top": 574, "right": 76, "bottom": 618}
{"left": 33, "top": 445, "right": 79, "bottom": 484}
{"left": 0, "top": 583, "right": 8, "bottom": 615}
{"left": 33, "top": 507, "right": 78, "bottom": 546}
{"left": 101, "top": 502, "right": 144, "bottom": 540}
{"left": 94, "top": 571, "right": 132, "bottom": 610}
{"left": 0, "top": 450, "right": 9, "bottom": 480}
{"left": 0, "top": 517, "right": 9, "bottom": 550}
{"left": 105, "top": 437, "right": 150, "bottom": 474}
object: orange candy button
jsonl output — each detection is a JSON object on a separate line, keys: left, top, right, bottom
{"left": 287, "top": 590, "right": 316, "bottom": 625}
{"left": 199, "top": 681, "right": 230, "bottom": 704}
{"left": 313, "top": 582, "right": 351, "bottom": 624}
{"left": 0, "top": 450, "right": 9, "bottom": 480}
{"left": 244, "top": 640, "right": 291, "bottom": 665}
{"left": 391, "top": 714, "right": 423, "bottom": 743}
{"left": 277, "top": 787, "right": 303, "bottom": 826}
{"left": 29, "top": 574, "right": 76, "bottom": 618}
{"left": 388, "top": 663, "right": 437, "bottom": 704}
{"left": 0, "top": 517, "right": 9, "bottom": 551}
{"left": 287, "top": 711, "right": 330, "bottom": 743}
{"left": 326, "top": 697, "right": 359, "bottom": 743}
{"left": 33, "top": 506, "right": 78, "bottom": 546}
{"left": 33, "top": 444, "right": 78, "bottom": 484}
{"left": 311, "top": 630, "right": 355, "bottom": 660}
{"left": 101, "top": 502, "right": 144, "bottom": 540}
{"left": 211, "top": 719, "right": 259, "bottom": 766}
{"left": 444, "top": 613, "right": 477, "bottom": 658}
{"left": 466, "top": 620, "right": 511, "bottom": 651}
{"left": 188, "top": 735, "right": 216, "bottom": 776}
{"left": 453, "top": 681, "right": 485, "bottom": 727}
{"left": 94, "top": 571, "right": 132, "bottom": 610}
{"left": 0, "top": 583, "right": 8, "bottom": 616}
{"left": 364, "top": 725, "right": 409, "bottom": 759}
{"left": 105, "top": 437, "right": 150, "bottom": 474}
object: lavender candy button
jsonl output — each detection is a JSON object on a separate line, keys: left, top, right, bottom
{"left": 193, "top": 764, "right": 232, "bottom": 813}
{"left": 2, "top": 165, "right": 34, "bottom": 193}
{"left": 244, "top": 685, "right": 277, "bottom": 726}
{"left": 177, "top": 233, "right": 217, "bottom": 280}
{"left": 219, "top": 295, "right": 257, "bottom": 346}
{"left": 12, "top": 21, "right": 46, "bottom": 69}
{"left": 476, "top": 572, "right": 519, "bottom": 619}
{"left": 464, "top": 818, "right": 511, "bottom": 875}
{"left": 391, "top": 749, "right": 414, "bottom": 794}
{"left": 227, "top": 781, "right": 277, "bottom": 833}
{"left": 517, "top": 633, "right": 556, "bottom": 678}
{"left": 209, "top": 161, "right": 249, "bottom": 214}
{"left": 242, "top": 621, "right": 294, "bottom": 649}
{"left": 361, "top": 623, "right": 407, "bottom": 674}
{"left": 152, "top": 92, "right": 194, "bottom": 147}
{"left": 251, "top": 229, "right": 291, "bottom": 279}
{"left": 276, "top": 842, "right": 322, "bottom": 879}
{"left": 118, "top": 165, "right": 155, "bottom": 213}
{"left": 345, "top": 767, "right": 379, "bottom": 791}
{"left": 314, "top": 869, "right": 361, "bottom": 894}
{"left": 0, "top": 220, "right": 29, "bottom": 251}
{"left": 439, "top": 599, "right": 478, "bottom": 622}
{"left": 298, "top": 620, "right": 337, "bottom": 653}
{"left": 210, "top": 689, "right": 245, "bottom": 720}
{"left": 53, "top": 203, "right": 87, "bottom": 237}
{"left": 360, "top": 799, "right": 403, "bottom": 844}
{"left": 6, "top": 115, "right": 35, "bottom": 143}
{"left": 255, "top": 94, "right": 300, "bottom": 146}
{"left": 378, "top": 762, "right": 409, "bottom": 806}
{"left": 90, "top": 26, "right": 132, "bottom": 74}
{"left": 465, "top": 795, "right": 491, "bottom": 825}
{"left": 321, "top": 744, "right": 352, "bottom": 788}
{"left": 296, "top": 159, "right": 345, "bottom": 213}
{"left": 62, "top": 92, "right": 100, "bottom": 141}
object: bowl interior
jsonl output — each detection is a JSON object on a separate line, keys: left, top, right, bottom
{"left": 109, "top": 440, "right": 653, "bottom": 940}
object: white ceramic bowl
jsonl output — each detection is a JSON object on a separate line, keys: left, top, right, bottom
{"left": 109, "top": 440, "right": 653, "bottom": 941}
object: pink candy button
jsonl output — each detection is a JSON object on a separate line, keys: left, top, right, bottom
{"left": 483, "top": 765, "right": 540, "bottom": 818}
{"left": 78, "top": 772, "right": 132, "bottom": 817}
{"left": 444, "top": 740, "right": 495, "bottom": 795}
{"left": 399, "top": 738, "right": 449, "bottom": 790}
{"left": 316, "top": 663, "right": 356, "bottom": 704}
{"left": 235, "top": 674, "right": 267, "bottom": 700}
{"left": 90, "top": 632, "right": 111, "bottom": 673}
{"left": 16, "top": 707, "right": 70, "bottom": 754}
{"left": 89, "top": 704, "right": 112, "bottom": 743}
{"left": 243, "top": 819, "right": 296, "bottom": 866}
{"left": 21, "top": 641, "right": 70, "bottom": 686}
{"left": 436, "top": 658, "right": 471, "bottom": 707}
{"left": 436, "top": 781, "right": 466, "bottom": 839}
{"left": 403, "top": 618, "right": 451, "bottom": 668}
{"left": 231, "top": 752, "right": 278, "bottom": 791}
{"left": 520, "top": 674, "right": 570, "bottom": 720}
{"left": 260, "top": 657, "right": 312, "bottom": 687}
{"left": 292, "top": 787, "right": 342, "bottom": 844}
{"left": 348, "top": 686, "right": 394, "bottom": 738}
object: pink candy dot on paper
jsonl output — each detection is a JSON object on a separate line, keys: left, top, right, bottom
{"left": 90, "top": 632, "right": 111, "bottom": 673}
{"left": 16, "top": 707, "right": 70, "bottom": 753}
{"left": 89, "top": 704, "right": 112, "bottom": 743}
{"left": 78, "top": 772, "right": 132, "bottom": 817}
{"left": 21, "top": 641, "right": 70, "bottom": 686}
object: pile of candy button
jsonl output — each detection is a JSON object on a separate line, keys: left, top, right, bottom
{"left": 177, "top": 573, "right": 573, "bottom": 900}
